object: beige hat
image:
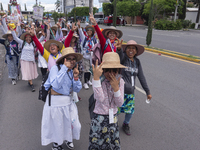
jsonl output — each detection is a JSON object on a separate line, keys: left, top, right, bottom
{"left": 44, "top": 40, "right": 63, "bottom": 52}
{"left": 20, "top": 32, "right": 32, "bottom": 40}
{"left": 122, "top": 40, "right": 145, "bottom": 56}
{"left": 51, "top": 25, "right": 58, "bottom": 32}
{"left": 101, "top": 52, "right": 127, "bottom": 69}
{"left": 2, "top": 30, "right": 13, "bottom": 38}
{"left": 36, "top": 28, "right": 43, "bottom": 35}
{"left": 102, "top": 26, "right": 123, "bottom": 39}
{"left": 56, "top": 47, "right": 83, "bottom": 64}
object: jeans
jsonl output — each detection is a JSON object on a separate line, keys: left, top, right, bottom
{"left": 124, "top": 113, "right": 133, "bottom": 124}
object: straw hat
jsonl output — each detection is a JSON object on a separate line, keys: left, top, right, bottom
{"left": 2, "top": 30, "right": 13, "bottom": 38}
{"left": 101, "top": 52, "right": 127, "bottom": 69}
{"left": 85, "top": 25, "right": 95, "bottom": 33}
{"left": 36, "top": 28, "right": 43, "bottom": 35}
{"left": 44, "top": 39, "right": 63, "bottom": 52}
{"left": 61, "top": 28, "right": 68, "bottom": 32}
{"left": 102, "top": 26, "right": 123, "bottom": 39}
{"left": 51, "top": 25, "right": 58, "bottom": 32}
{"left": 122, "top": 40, "right": 145, "bottom": 56}
{"left": 56, "top": 47, "right": 83, "bottom": 64}
{"left": 20, "top": 32, "right": 32, "bottom": 40}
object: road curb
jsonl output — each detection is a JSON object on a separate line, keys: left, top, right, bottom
{"left": 144, "top": 47, "right": 200, "bottom": 63}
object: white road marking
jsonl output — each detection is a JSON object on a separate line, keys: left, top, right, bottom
{"left": 135, "top": 86, "right": 146, "bottom": 95}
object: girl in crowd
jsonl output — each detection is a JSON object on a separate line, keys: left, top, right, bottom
{"left": 41, "top": 47, "right": 83, "bottom": 150}
{"left": 89, "top": 52, "right": 126, "bottom": 150}
{"left": 77, "top": 20, "right": 97, "bottom": 89}
{"left": 0, "top": 30, "right": 20, "bottom": 85}
{"left": 89, "top": 13, "right": 123, "bottom": 54}
{"left": 117, "top": 40, "right": 152, "bottom": 135}
{"left": 11, "top": 27, "right": 38, "bottom": 92}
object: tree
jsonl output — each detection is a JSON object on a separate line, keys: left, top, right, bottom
{"left": 68, "top": 7, "right": 98, "bottom": 17}
{"left": 179, "top": 0, "right": 186, "bottom": 20}
{"left": 143, "top": 0, "right": 183, "bottom": 20}
{"left": 55, "top": 0, "right": 60, "bottom": 11}
{"left": 190, "top": 0, "right": 200, "bottom": 29}
{"left": 146, "top": 0, "right": 153, "bottom": 46}
{"left": 1, "top": 3, "right": 3, "bottom": 11}
{"left": 103, "top": 3, "right": 114, "bottom": 16}
{"left": 24, "top": 3, "right": 27, "bottom": 11}
{"left": 117, "top": 0, "right": 141, "bottom": 25}
{"left": 52, "top": 11, "right": 59, "bottom": 23}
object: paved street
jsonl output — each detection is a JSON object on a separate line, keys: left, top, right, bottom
{"left": 0, "top": 38, "right": 200, "bottom": 150}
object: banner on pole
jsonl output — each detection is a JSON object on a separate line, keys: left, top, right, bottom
{"left": 33, "top": 6, "right": 44, "bottom": 20}
{"left": 8, "top": 4, "right": 22, "bottom": 23}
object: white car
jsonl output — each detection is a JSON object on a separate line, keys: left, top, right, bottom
{"left": 96, "top": 18, "right": 104, "bottom": 24}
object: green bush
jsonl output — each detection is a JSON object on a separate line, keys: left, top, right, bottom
{"left": 190, "top": 23, "right": 195, "bottom": 29}
{"left": 182, "top": 20, "right": 192, "bottom": 28}
{"left": 154, "top": 19, "right": 183, "bottom": 30}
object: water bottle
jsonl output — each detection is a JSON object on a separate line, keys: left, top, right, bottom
{"left": 146, "top": 99, "right": 150, "bottom": 104}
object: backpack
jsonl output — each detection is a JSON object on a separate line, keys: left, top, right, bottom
{"left": 38, "top": 65, "right": 61, "bottom": 106}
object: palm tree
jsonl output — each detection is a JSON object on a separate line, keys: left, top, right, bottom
{"left": 55, "top": 0, "right": 60, "bottom": 11}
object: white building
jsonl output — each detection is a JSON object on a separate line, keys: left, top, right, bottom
{"left": 60, "top": 0, "right": 89, "bottom": 13}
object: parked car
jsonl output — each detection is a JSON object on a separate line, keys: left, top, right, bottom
{"left": 104, "top": 16, "right": 126, "bottom": 26}
{"left": 96, "top": 18, "right": 104, "bottom": 24}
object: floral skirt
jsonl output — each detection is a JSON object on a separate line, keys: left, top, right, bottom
{"left": 118, "top": 94, "right": 135, "bottom": 114}
{"left": 88, "top": 113, "right": 120, "bottom": 150}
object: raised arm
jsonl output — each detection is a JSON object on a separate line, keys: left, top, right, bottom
{"left": 2, "top": 16, "right": 8, "bottom": 33}
{"left": 30, "top": 29, "right": 44, "bottom": 55}
{"left": 77, "top": 20, "right": 85, "bottom": 42}
{"left": 11, "top": 28, "right": 23, "bottom": 46}
{"left": 64, "top": 23, "right": 77, "bottom": 47}
{"left": 0, "top": 22, "right": 7, "bottom": 34}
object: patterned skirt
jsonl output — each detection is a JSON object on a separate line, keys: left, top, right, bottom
{"left": 88, "top": 113, "right": 120, "bottom": 150}
{"left": 118, "top": 94, "right": 135, "bottom": 114}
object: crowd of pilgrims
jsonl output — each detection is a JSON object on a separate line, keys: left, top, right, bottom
{"left": 0, "top": 13, "right": 152, "bottom": 150}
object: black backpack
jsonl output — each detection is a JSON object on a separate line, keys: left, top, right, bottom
{"left": 38, "top": 65, "right": 61, "bottom": 106}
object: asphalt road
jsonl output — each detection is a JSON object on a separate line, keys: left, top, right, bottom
{"left": 0, "top": 44, "right": 200, "bottom": 150}
{"left": 97, "top": 24, "right": 200, "bottom": 57}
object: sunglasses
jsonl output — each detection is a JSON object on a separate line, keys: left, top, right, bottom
{"left": 66, "top": 58, "right": 76, "bottom": 61}
{"left": 104, "top": 68, "right": 118, "bottom": 73}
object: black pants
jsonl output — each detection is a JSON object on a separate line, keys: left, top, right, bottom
{"left": 40, "top": 68, "right": 48, "bottom": 77}
{"left": 84, "top": 72, "right": 91, "bottom": 83}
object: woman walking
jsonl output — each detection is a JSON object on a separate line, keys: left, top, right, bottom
{"left": 11, "top": 28, "right": 38, "bottom": 91}
{"left": 117, "top": 40, "right": 152, "bottom": 135}
{"left": 89, "top": 52, "right": 126, "bottom": 150}
{"left": 41, "top": 47, "right": 83, "bottom": 150}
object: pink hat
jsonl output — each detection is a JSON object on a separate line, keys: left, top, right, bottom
{"left": 122, "top": 40, "right": 145, "bottom": 56}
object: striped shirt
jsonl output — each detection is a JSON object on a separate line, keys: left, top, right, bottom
{"left": 93, "top": 78, "right": 124, "bottom": 115}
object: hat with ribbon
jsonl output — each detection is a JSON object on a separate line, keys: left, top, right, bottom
{"left": 122, "top": 40, "right": 145, "bottom": 56}
{"left": 56, "top": 47, "right": 83, "bottom": 64}
{"left": 20, "top": 32, "right": 32, "bottom": 40}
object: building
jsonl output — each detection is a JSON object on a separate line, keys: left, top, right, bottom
{"left": 60, "top": 0, "right": 89, "bottom": 13}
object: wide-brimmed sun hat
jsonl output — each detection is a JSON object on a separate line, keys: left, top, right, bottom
{"left": 72, "top": 33, "right": 79, "bottom": 38}
{"left": 36, "top": 28, "right": 43, "bottom": 35}
{"left": 61, "top": 28, "right": 68, "bottom": 32}
{"left": 102, "top": 26, "right": 123, "bottom": 39}
{"left": 101, "top": 52, "right": 127, "bottom": 69}
{"left": 20, "top": 32, "right": 32, "bottom": 40}
{"left": 2, "top": 30, "right": 13, "bottom": 38}
{"left": 122, "top": 40, "right": 145, "bottom": 56}
{"left": 85, "top": 25, "right": 95, "bottom": 33}
{"left": 51, "top": 25, "right": 58, "bottom": 32}
{"left": 56, "top": 47, "right": 83, "bottom": 64}
{"left": 44, "top": 40, "right": 63, "bottom": 52}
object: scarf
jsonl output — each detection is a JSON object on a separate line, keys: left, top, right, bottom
{"left": 85, "top": 34, "right": 96, "bottom": 52}
{"left": 107, "top": 36, "right": 117, "bottom": 52}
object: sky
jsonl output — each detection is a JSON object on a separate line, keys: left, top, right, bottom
{"left": 0, "top": 0, "right": 100, "bottom": 12}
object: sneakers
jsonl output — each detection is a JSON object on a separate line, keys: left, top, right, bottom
{"left": 83, "top": 83, "right": 89, "bottom": 90}
{"left": 65, "top": 141, "right": 74, "bottom": 149}
{"left": 87, "top": 80, "right": 92, "bottom": 86}
{"left": 122, "top": 123, "right": 131, "bottom": 136}
{"left": 52, "top": 143, "right": 64, "bottom": 150}
{"left": 28, "top": 82, "right": 35, "bottom": 92}
{"left": 12, "top": 79, "right": 16, "bottom": 85}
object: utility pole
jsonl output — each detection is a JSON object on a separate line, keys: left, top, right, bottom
{"left": 89, "top": 0, "right": 93, "bottom": 24}
{"left": 74, "top": 0, "right": 76, "bottom": 22}
{"left": 113, "top": 0, "right": 117, "bottom": 27}
{"left": 195, "top": 3, "right": 200, "bottom": 29}
{"left": 174, "top": 0, "right": 180, "bottom": 21}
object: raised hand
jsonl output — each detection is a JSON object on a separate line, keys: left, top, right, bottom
{"left": 73, "top": 64, "right": 79, "bottom": 78}
{"left": 114, "top": 38, "right": 123, "bottom": 51}
{"left": 77, "top": 20, "right": 81, "bottom": 28}
{"left": 89, "top": 13, "right": 97, "bottom": 25}
{"left": 109, "top": 73, "right": 120, "bottom": 92}
{"left": 2, "top": 14, "right": 7, "bottom": 18}
{"left": 71, "top": 22, "right": 77, "bottom": 31}
{"left": 29, "top": 27, "right": 35, "bottom": 36}
{"left": 57, "top": 22, "right": 60, "bottom": 28}
{"left": 92, "top": 60, "right": 104, "bottom": 80}
{"left": 64, "top": 58, "right": 72, "bottom": 68}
